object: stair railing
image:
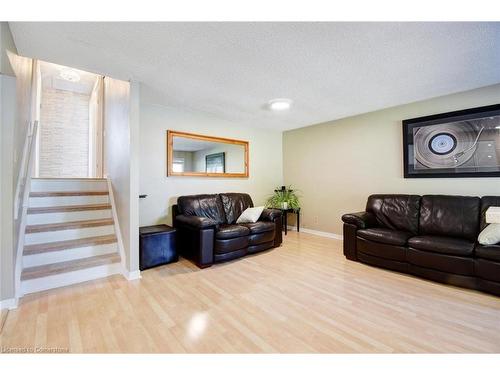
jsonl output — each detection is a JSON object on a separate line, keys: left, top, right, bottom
{"left": 14, "top": 120, "right": 37, "bottom": 220}
{"left": 14, "top": 120, "right": 39, "bottom": 299}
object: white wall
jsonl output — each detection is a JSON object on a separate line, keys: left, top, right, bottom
{"left": 39, "top": 88, "right": 90, "bottom": 177}
{"left": 1, "top": 75, "right": 16, "bottom": 301}
{"left": 283, "top": 83, "right": 500, "bottom": 235}
{"left": 1, "top": 23, "right": 34, "bottom": 301}
{"left": 139, "top": 84, "right": 283, "bottom": 226}
{"left": 0, "top": 22, "right": 16, "bottom": 76}
{"left": 103, "top": 77, "right": 139, "bottom": 274}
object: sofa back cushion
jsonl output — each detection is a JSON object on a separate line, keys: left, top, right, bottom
{"left": 177, "top": 194, "right": 226, "bottom": 224}
{"left": 219, "top": 193, "right": 254, "bottom": 224}
{"left": 366, "top": 194, "right": 421, "bottom": 234}
{"left": 419, "top": 195, "right": 480, "bottom": 241}
{"left": 480, "top": 196, "right": 500, "bottom": 231}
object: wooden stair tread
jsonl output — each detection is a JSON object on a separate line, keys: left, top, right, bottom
{"left": 30, "top": 191, "right": 109, "bottom": 197}
{"left": 21, "top": 253, "right": 121, "bottom": 281}
{"left": 26, "top": 218, "right": 114, "bottom": 233}
{"left": 24, "top": 234, "right": 117, "bottom": 255}
{"left": 28, "top": 203, "right": 111, "bottom": 214}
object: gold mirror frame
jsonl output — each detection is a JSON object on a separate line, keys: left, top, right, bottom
{"left": 167, "top": 130, "right": 249, "bottom": 178}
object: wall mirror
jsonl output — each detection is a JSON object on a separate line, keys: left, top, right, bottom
{"left": 167, "top": 130, "right": 249, "bottom": 177}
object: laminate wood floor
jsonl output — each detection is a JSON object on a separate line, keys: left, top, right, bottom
{"left": 1, "top": 231, "right": 500, "bottom": 353}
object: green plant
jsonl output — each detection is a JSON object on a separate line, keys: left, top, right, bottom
{"left": 265, "top": 185, "right": 301, "bottom": 210}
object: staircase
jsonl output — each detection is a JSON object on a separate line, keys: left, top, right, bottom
{"left": 20, "top": 178, "right": 123, "bottom": 295}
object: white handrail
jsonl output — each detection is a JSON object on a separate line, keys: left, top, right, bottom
{"left": 14, "top": 121, "right": 36, "bottom": 220}
{"left": 14, "top": 120, "right": 39, "bottom": 299}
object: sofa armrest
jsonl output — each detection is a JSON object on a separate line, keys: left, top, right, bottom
{"left": 341, "top": 211, "right": 376, "bottom": 229}
{"left": 175, "top": 214, "right": 218, "bottom": 229}
{"left": 259, "top": 208, "right": 282, "bottom": 222}
{"left": 174, "top": 215, "right": 215, "bottom": 268}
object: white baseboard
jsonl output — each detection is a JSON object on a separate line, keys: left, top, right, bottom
{"left": 287, "top": 225, "right": 343, "bottom": 241}
{"left": 0, "top": 298, "right": 18, "bottom": 310}
{"left": 122, "top": 269, "right": 141, "bottom": 280}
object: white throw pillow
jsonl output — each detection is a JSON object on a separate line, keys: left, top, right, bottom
{"left": 236, "top": 206, "right": 265, "bottom": 224}
{"left": 478, "top": 223, "right": 500, "bottom": 245}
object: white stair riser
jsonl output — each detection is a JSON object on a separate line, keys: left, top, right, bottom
{"left": 31, "top": 179, "right": 107, "bottom": 192}
{"left": 27, "top": 209, "right": 112, "bottom": 225}
{"left": 20, "top": 263, "right": 122, "bottom": 295}
{"left": 23, "top": 244, "right": 118, "bottom": 268}
{"left": 25, "top": 225, "right": 115, "bottom": 245}
{"left": 29, "top": 195, "right": 109, "bottom": 207}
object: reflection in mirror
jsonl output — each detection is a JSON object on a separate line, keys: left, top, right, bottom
{"left": 167, "top": 131, "right": 249, "bottom": 177}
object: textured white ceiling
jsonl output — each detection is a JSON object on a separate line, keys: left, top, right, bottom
{"left": 10, "top": 22, "right": 500, "bottom": 131}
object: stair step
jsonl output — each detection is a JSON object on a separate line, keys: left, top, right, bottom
{"left": 30, "top": 191, "right": 108, "bottom": 197}
{"left": 21, "top": 253, "right": 121, "bottom": 281}
{"left": 26, "top": 218, "right": 114, "bottom": 233}
{"left": 24, "top": 234, "right": 117, "bottom": 255}
{"left": 27, "top": 210, "right": 112, "bottom": 225}
{"left": 29, "top": 194, "right": 110, "bottom": 207}
{"left": 31, "top": 178, "right": 108, "bottom": 192}
{"left": 28, "top": 203, "right": 111, "bottom": 214}
{"left": 23, "top": 242, "right": 118, "bottom": 268}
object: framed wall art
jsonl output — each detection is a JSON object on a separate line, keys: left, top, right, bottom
{"left": 403, "top": 104, "right": 500, "bottom": 178}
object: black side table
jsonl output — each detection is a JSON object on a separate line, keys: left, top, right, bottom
{"left": 139, "top": 225, "right": 178, "bottom": 270}
{"left": 281, "top": 208, "right": 300, "bottom": 235}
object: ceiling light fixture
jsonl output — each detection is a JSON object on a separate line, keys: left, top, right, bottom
{"left": 267, "top": 98, "right": 292, "bottom": 111}
{"left": 60, "top": 69, "right": 81, "bottom": 82}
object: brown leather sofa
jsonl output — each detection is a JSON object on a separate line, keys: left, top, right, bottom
{"left": 342, "top": 194, "right": 500, "bottom": 296}
{"left": 172, "top": 193, "right": 282, "bottom": 268}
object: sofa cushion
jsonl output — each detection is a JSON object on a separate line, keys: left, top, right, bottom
{"left": 419, "top": 195, "right": 480, "bottom": 241}
{"left": 366, "top": 194, "right": 421, "bottom": 234}
{"left": 407, "top": 248, "right": 474, "bottom": 276}
{"left": 357, "top": 251, "right": 409, "bottom": 273}
{"left": 214, "top": 237, "right": 249, "bottom": 254}
{"left": 249, "top": 231, "right": 275, "bottom": 245}
{"left": 357, "top": 237, "right": 406, "bottom": 261}
{"left": 357, "top": 228, "right": 413, "bottom": 246}
{"left": 475, "top": 258, "right": 500, "bottom": 283}
{"left": 215, "top": 224, "right": 250, "bottom": 239}
{"left": 177, "top": 194, "right": 226, "bottom": 224}
{"left": 240, "top": 221, "right": 275, "bottom": 234}
{"left": 220, "top": 193, "right": 254, "bottom": 224}
{"left": 480, "top": 196, "right": 500, "bottom": 231}
{"left": 475, "top": 244, "right": 500, "bottom": 262}
{"left": 408, "top": 235, "right": 474, "bottom": 256}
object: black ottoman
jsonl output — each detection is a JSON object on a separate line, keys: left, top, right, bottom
{"left": 139, "top": 225, "right": 178, "bottom": 270}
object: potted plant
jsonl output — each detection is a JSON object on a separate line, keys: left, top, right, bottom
{"left": 266, "top": 185, "right": 301, "bottom": 211}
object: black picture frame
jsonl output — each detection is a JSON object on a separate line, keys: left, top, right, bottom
{"left": 403, "top": 104, "right": 500, "bottom": 178}
{"left": 205, "top": 152, "right": 225, "bottom": 173}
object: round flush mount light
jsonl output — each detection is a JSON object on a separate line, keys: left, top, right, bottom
{"left": 60, "top": 69, "right": 81, "bottom": 82}
{"left": 267, "top": 98, "right": 292, "bottom": 111}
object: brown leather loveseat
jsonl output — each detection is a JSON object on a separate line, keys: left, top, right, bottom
{"left": 342, "top": 194, "right": 500, "bottom": 296}
{"left": 172, "top": 193, "right": 282, "bottom": 268}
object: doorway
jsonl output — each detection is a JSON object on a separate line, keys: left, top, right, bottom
{"left": 35, "top": 61, "right": 103, "bottom": 178}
